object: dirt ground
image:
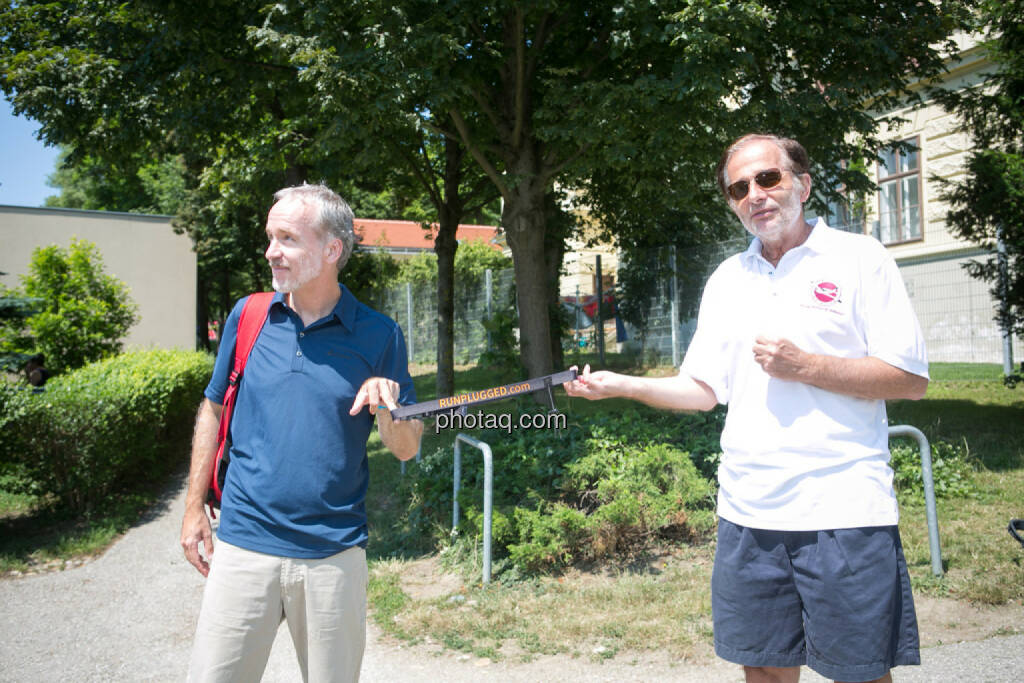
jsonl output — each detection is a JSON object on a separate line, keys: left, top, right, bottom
{"left": 396, "top": 554, "right": 1023, "bottom": 652}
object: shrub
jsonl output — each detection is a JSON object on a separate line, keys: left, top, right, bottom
{"left": 891, "top": 438, "right": 977, "bottom": 499}
{"left": 1, "top": 350, "right": 213, "bottom": 512}
{"left": 1, "top": 239, "right": 138, "bottom": 373}
{"left": 411, "top": 407, "right": 723, "bottom": 574}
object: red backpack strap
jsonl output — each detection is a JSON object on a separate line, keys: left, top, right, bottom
{"left": 229, "top": 292, "right": 276, "bottom": 386}
{"left": 208, "top": 292, "right": 275, "bottom": 516}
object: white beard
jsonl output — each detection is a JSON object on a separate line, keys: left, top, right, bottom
{"left": 741, "top": 177, "right": 805, "bottom": 246}
{"left": 270, "top": 254, "right": 324, "bottom": 293}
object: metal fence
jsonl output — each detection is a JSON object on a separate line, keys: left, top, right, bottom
{"left": 613, "top": 240, "right": 1022, "bottom": 368}
{"left": 374, "top": 268, "right": 516, "bottom": 365}
{"left": 369, "top": 242, "right": 1020, "bottom": 370}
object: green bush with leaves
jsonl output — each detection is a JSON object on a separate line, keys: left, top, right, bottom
{"left": 1, "top": 350, "right": 213, "bottom": 512}
{"left": 891, "top": 438, "right": 977, "bottom": 499}
{"left": 410, "top": 407, "right": 723, "bottom": 574}
{"left": 1, "top": 239, "right": 138, "bottom": 373}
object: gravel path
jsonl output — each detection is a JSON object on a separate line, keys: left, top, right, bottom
{"left": 2, "top": 473, "right": 1021, "bottom": 682}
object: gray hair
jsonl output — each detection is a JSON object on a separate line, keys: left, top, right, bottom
{"left": 716, "top": 133, "right": 812, "bottom": 198}
{"left": 273, "top": 183, "right": 356, "bottom": 271}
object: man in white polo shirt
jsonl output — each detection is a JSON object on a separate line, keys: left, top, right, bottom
{"left": 565, "top": 133, "right": 928, "bottom": 683}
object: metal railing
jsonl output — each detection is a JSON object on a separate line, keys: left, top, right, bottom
{"left": 439, "top": 427, "right": 940, "bottom": 583}
{"left": 452, "top": 432, "right": 494, "bottom": 585}
{"left": 889, "top": 424, "right": 943, "bottom": 577}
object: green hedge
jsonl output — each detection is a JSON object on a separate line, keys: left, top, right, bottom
{"left": 0, "top": 350, "right": 213, "bottom": 512}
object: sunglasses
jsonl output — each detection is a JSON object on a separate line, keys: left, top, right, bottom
{"left": 726, "top": 168, "right": 785, "bottom": 201}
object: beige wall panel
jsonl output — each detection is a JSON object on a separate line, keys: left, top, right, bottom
{"left": 0, "top": 206, "right": 197, "bottom": 352}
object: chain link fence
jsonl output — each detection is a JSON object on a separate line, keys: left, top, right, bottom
{"left": 373, "top": 268, "right": 516, "bottom": 365}
{"left": 614, "top": 240, "right": 1022, "bottom": 368}
{"left": 367, "top": 244, "right": 1020, "bottom": 371}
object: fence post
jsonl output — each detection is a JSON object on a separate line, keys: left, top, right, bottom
{"left": 485, "top": 268, "right": 493, "bottom": 352}
{"left": 596, "top": 255, "right": 605, "bottom": 364}
{"left": 998, "top": 228, "right": 1015, "bottom": 376}
{"left": 405, "top": 282, "right": 414, "bottom": 362}
{"left": 452, "top": 433, "right": 494, "bottom": 585}
{"left": 889, "top": 425, "right": 943, "bottom": 577}
{"left": 670, "top": 246, "right": 680, "bottom": 368}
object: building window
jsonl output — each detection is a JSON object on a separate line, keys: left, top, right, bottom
{"left": 877, "top": 139, "right": 922, "bottom": 244}
{"left": 816, "top": 194, "right": 864, "bottom": 234}
{"left": 806, "top": 164, "right": 864, "bottom": 234}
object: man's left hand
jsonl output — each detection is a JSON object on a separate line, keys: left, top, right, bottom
{"left": 350, "top": 377, "right": 400, "bottom": 416}
{"left": 752, "top": 336, "right": 810, "bottom": 382}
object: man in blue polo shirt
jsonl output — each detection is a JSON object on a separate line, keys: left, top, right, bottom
{"left": 180, "top": 183, "right": 423, "bottom": 682}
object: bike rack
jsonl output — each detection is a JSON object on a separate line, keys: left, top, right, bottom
{"left": 452, "top": 432, "right": 494, "bottom": 584}
{"left": 889, "top": 425, "right": 943, "bottom": 577}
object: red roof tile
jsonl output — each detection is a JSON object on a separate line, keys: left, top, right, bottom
{"left": 354, "top": 218, "right": 501, "bottom": 251}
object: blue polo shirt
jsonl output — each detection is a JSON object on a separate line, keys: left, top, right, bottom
{"left": 204, "top": 284, "right": 416, "bottom": 558}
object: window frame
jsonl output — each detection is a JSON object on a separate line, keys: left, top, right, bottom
{"left": 805, "top": 161, "right": 866, "bottom": 235}
{"left": 876, "top": 137, "right": 924, "bottom": 245}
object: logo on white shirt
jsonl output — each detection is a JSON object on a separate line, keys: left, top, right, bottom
{"left": 812, "top": 281, "right": 841, "bottom": 304}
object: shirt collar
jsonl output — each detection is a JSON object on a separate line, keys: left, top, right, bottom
{"left": 740, "top": 217, "right": 830, "bottom": 265}
{"left": 270, "top": 283, "right": 357, "bottom": 332}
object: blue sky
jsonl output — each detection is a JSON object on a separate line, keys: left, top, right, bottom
{"left": 0, "top": 99, "right": 62, "bottom": 208}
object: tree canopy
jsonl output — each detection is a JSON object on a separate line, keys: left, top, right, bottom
{"left": 1, "top": 0, "right": 970, "bottom": 375}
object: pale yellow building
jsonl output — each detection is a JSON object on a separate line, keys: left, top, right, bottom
{"left": 813, "top": 33, "right": 1022, "bottom": 364}
{"left": 0, "top": 205, "right": 197, "bottom": 352}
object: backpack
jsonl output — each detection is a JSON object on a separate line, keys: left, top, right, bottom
{"left": 206, "top": 292, "right": 275, "bottom": 517}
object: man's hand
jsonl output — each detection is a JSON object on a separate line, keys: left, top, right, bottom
{"left": 180, "top": 506, "right": 214, "bottom": 577}
{"left": 564, "top": 364, "right": 718, "bottom": 412}
{"left": 752, "top": 336, "right": 810, "bottom": 382}
{"left": 563, "top": 364, "right": 626, "bottom": 401}
{"left": 351, "top": 377, "right": 423, "bottom": 460}
{"left": 181, "top": 399, "right": 222, "bottom": 577}
{"left": 752, "top": 336, "right": 928, "bottom": 400}
{"left": 349, "top": 377, "right": 401, "bottom": 416}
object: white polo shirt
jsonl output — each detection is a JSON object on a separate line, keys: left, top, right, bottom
{"left": 681, "top": 220, "right": 929, "bottom": 531}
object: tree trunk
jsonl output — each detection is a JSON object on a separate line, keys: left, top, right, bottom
{"left": 435, "top": 224, "right": 458, "bottom": 397}
{"left": 434, "top": 140, "right": 468, "bottom": 397}
{"left": 196, "top": 272, "right": 210, "bottom": 351}
{"left": 546, "top": 227, "right": 567, "bottom": 370}
{"left": 503, "top": 184, "right": 554, "bottom": 379}
{"left": 434, "top": 224, "right": 457, "bottom": 396}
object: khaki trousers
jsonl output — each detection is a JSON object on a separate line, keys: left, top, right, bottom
{"left": 188, "top": 539, "right": 367, "bottom": 683}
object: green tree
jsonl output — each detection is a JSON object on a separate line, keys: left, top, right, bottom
{"left": 935, "top": 0, "right": 1024, "bottom": 349}
{"left": 256, "top": 0, "right": 967, "bottom": 379}
{"left": 3, "top": 239, "right": 138, "bottom": 373}
{"left": 0, "top": 273, "right": 42, "bottom": 372}
{"left": 45, "top": 146, "right": 187, "bottom": 215}
{"left": 2, "top": 0, "right": 969, "bottom": 379}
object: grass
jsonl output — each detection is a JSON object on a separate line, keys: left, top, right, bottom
{"left": 0, "top": 486, "right": 172, "bottom": 574}
{"left": 368, "top": 545, "right": 716, "bottom": 663}
{"left": 888, "top": 362, "right": 1023, "bottom": 606}
{"left": 363, "top": 357, "right": 1024, "bottom": 660}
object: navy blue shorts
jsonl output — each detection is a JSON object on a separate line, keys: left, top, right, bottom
{"left": 711, "top": 518, "right": 920, "bottom": 682}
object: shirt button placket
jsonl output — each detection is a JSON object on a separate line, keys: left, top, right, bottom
{"left": 293, "top": 331, "right": 305, "bottom": 371}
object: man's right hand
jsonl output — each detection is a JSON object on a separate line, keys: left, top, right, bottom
{"left": 181, "top": 506, "right": 214, "bottom": 577}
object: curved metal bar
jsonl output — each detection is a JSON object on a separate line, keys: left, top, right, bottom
{"left": 453, "top": 433, "right": 494, "bottom": 585}
{"left": 889, "top": 424, "right": 943, "bottom": 577}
